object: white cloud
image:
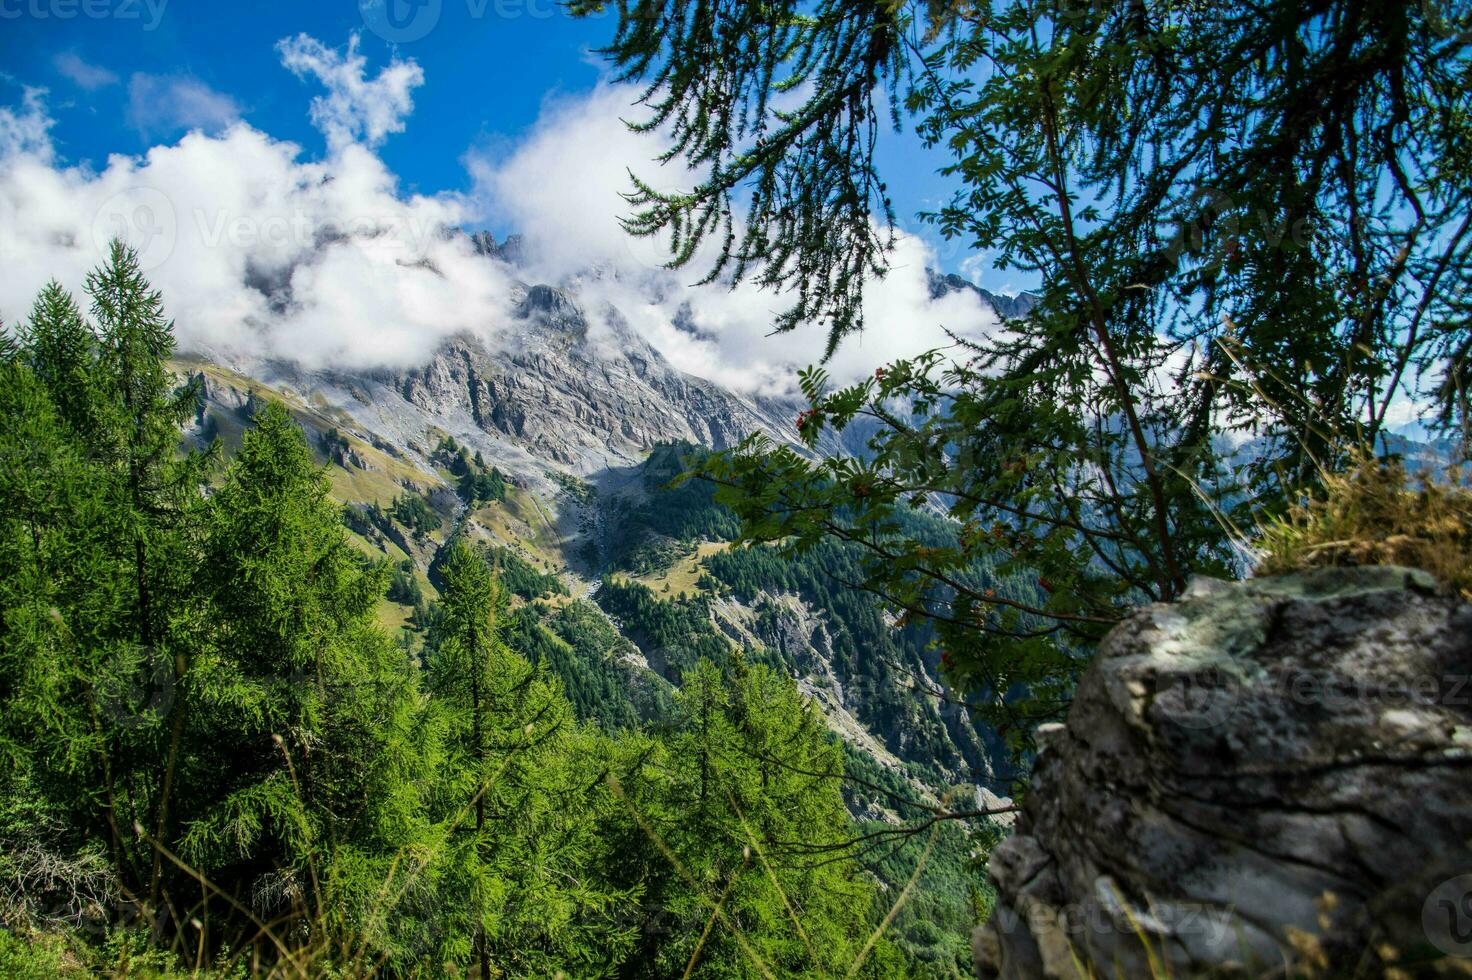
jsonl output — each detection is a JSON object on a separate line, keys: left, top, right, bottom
{"left": 0, "top": 46, "right": 997, "bottom": 394}
{"left": 276, "top": 33, "right": 423, "bottom": 151}
{"left": 958, "top": 253, "right": 989, "bottom": 285}
{"left": 127, "top": 74, "right": 242, "bottom": 138}
{"left": 0, "top": 86, "right": 55, "bottom": 163}
{"left": 472, "top": 83, "right": 1000, "bottom": 395}
{"left": 469, "top": 85, "right": 680, "bottom": 277}
{"left": 53, "top": 52, "right": 120, "bottom": 91}
{"left": 0, "top": 84, "right": 512, "bottom": 370}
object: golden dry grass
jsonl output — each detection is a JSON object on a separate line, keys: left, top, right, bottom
{"left": 1256, "top": 453, "right": 1472, "bottom": 597}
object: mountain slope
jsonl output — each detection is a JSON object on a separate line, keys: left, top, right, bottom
{"left": 177, "top": 254, "right": 1024, "bottom": 796}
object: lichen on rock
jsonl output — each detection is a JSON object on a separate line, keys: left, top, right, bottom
{"left": 974, "top": 566, "right": 1472, "bottom": 979}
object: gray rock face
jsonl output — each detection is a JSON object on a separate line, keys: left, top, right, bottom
{"left": 385, "top": 286, "right": 801, "bottom": 472}
{"left": 974, "top": 567, "right": 1472, "bottom": 979}
{"left": 222, "top": 249, "right": 1032, "bottom": 483}
{"left": 468, "top": 230, "right": 525, "bottom": 266}
{"left": 237, "top": 281, "right": 808, "bottom": 483}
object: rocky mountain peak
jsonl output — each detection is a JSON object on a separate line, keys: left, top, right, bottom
{"left": 468, "top": 230, "right": 526, "bottom": 265}
{"left": 517, "top": 283, "right": 587, "bottom": 338}
{"left": 927, "top": 269, "right": 1039, "bottom": 321}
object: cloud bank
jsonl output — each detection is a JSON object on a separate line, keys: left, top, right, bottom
{"left": 472, "top": 84, "right": 999, "bottom": 394}
{"left": 0, "top": 35, "right": 999, "bottom": 392}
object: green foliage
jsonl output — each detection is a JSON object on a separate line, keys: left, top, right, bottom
{"left": 20, "top": 280, "right": 102, "bottom": 438}
{"left": 0, "top": 249, "right": 976, "bottom": 976}
{"left": 603, "top": 444, "right": 743, "bottom": 574}
{"left": 702, "top": 528, "right": 997, "bottom": 781}
{"left": 610, "top": 659, "right": 905, "bottom": 979}
{"left": 837, "top": 747, "right": 1004, "bottom": 977}
{"left": 386, "top": 560, "right": 423, "bottom": 605}
{"left": 548, "top": 468, "right": 597, "bottom": 506}
{"left": 566, "top": 0, "right": 905, "bottom": 346}
{"left": 318, "top": 425, "right": 351, "bottom": 465}
{"left": 701, "top": 388, "right": 1121, "bottom": 755}
{"left": 435, "top": 437, "right": 509, "bottom": 506}
{"left": 425, "top": 542, "right": 636, "bottom": 974}
{"left": 594, "top": 578, "right": 732, "bottom": 681}
{"left": 388, "top": 491, "right": 441, "bottom": 538}
{"left": 508, "top": 600, "right": 674, "bottom": 729}
{"left": 458, "top": 464, "right": 506, "bottom": 506}
{"left": 578, "top": 0, "right": 1470, "bottom": 443}
{"left": 180, "top": 402, "right": 434, "bottom": 962}
{"left": 484, "top": 545, "right": 566, "bottom": 600}
{"left": 0, "top": 927, "right": 229, "bottom": 978}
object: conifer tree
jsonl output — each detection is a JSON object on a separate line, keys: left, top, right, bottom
{"left": 0, "top": 331, "right": 152, "bottom": 930}
{"left": 21, "top": 281, "right": 100, "bottom": 439}
{"left": 620, "top": 658, "right": 897, "bottom": 978}
{"left": 0, "top": 360, "right": 103, "bottom": 783}
{"left": 82, "top": 240, "right": 210, "bottom": 909}
{"left": 0, "top": 318, "right": 17, "bottom": 363}
{"left": 432, "top": 541, "right": 527, "bottom": 975}
{"left": 429, "top": 541, "right": 634, "bottom": 975}
{"left": 183, "top": 402, "right": 433, "bottom": 964}
{"left": 0, "top": 251, "right": 211, "bottom": 914}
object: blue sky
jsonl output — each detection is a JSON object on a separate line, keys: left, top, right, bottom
{"left": 0, "top": 0, "right": 972, "bottom": 267}
{"left": 4, "top": 3, "right": 610, "bottom": 196}
{"left": 0, "top": 1, "right": 1021, "bottom": 392}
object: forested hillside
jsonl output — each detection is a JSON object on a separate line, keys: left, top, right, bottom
{"left": 0, "top": 245, "right": 1000, "bottom": 976}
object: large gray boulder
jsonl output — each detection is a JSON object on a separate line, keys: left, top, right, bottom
{"left": 974, "top": 567, "right": 1472, "bottom": 978}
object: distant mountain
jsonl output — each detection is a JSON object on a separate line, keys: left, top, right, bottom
{"left": 927, "top": 269, "right": 1040, "bottom": 321}
{"left": 176, "top": 239, "right": 1029, "bottom": 816}
{"left": 188, "top": 234, "right": 1035, "bottom": 502}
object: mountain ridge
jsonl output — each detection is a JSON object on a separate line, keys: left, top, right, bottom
{"left": 175, "top": 258, "right": 1032, "bottom": 810}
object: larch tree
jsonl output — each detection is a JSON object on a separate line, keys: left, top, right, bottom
{"left": 182, "top": 401, "right": 435, "bottom": 965}
{"left": 573, "top": 0, "right": 1472, "bottom": 755}
{"left": 429, "top": 541, "right": 636, "bottom": 976}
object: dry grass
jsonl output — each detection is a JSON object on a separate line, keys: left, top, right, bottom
{"left": 627, "top": 541, "right": 729, "bottom": 595}
{"left": 1256, "top": 453, "right": 1472, "bottom": 597}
